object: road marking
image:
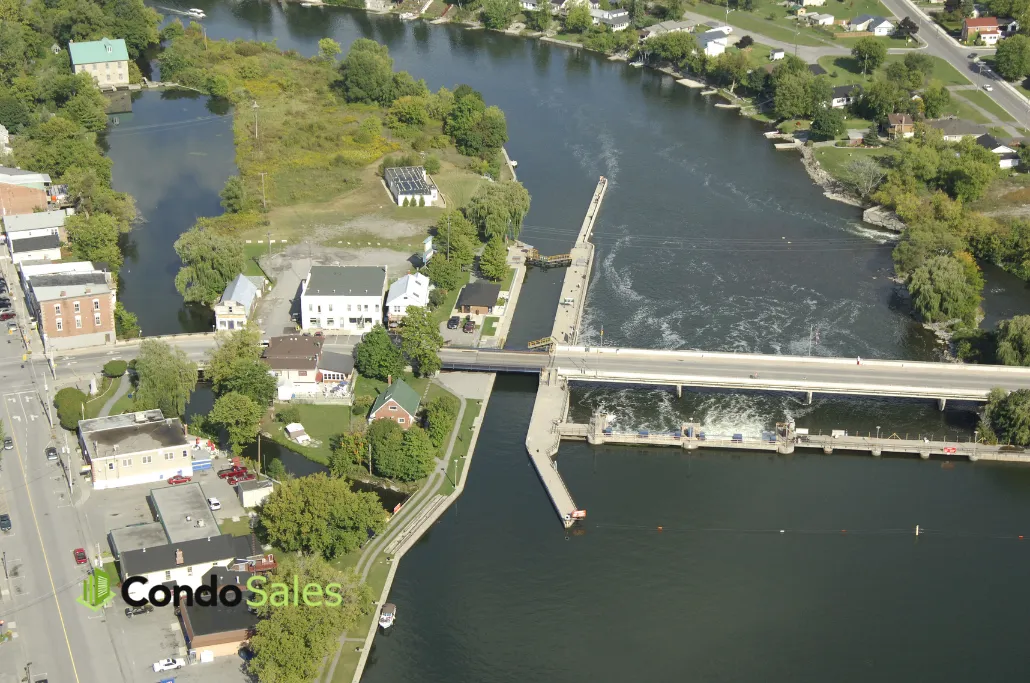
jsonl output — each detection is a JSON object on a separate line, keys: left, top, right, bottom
{"left": 3, "top": 399, "right": 81, "bottom": 683}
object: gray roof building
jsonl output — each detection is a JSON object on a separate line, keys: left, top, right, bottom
{"left": 79, "top": 410, "right": 188, "bottom": 461}
{"left": 262, "top": 335, "right": 322, "bottom": 371}
{"left": 924, "top": 118, "right": 989, "bottom": 138}
{"left": 2, "top": 210, "right": 68, "bottom": 234}
{"left": 457, "top": 281, "right": 502, "bottom": 309}
{"left": 119, "top": 533, "right": 245, "bottom": 577}
{"left": 320, "top": 350, "right": 354, "bottom": 376}
{"left": 304, "top": 265, "right": 387, "bottom": 297}
{"left": 219, "top": 273, "right": 261, "bottom": 309}
{"left": 10, "top": 233, "right": 60, "bottom": 254}
{"left": 0, "top": 166, "right": 51, "bottom": 189}
{"left": 29, "top": 270, "right": 110, "bottom": 301}
{"left": 384, "top": 166, "right": 435, "bottom": 197}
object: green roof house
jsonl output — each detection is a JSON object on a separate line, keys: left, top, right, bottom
{"left": 69, "top": 38, "right": 130, "bottom": 88}
{"left": 369, "top": 379, "right": 421, "bottom": 430}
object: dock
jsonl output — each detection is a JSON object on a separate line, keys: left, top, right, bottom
{"left": 524, "top": 176, "right": 608, "bottom": 527}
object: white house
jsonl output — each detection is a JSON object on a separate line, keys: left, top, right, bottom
{"left": 2, "top": 209, "right": 70, "bottom": 241}
{"left": 702, "top": 22, "right": 733, "bottom": 35}
{"left": 770, "top": 48, "right": 785, "bottom": 60}
{"left": 119, "top": 534, "right": 247, "bottom": 601}
{"left": 300, "top": 265, "right": 387, "bottom": 332}
{"left": 699, "top": 31, "right": 728, "bottom": 57}
{"left": 68, "top": 37, "right": 130, "bottom": 88}
{"left": 384, "top": 166, "right": 438, "bottom": 207}
{"left": 385, "top": 273, "right": 430, "bottom": 323}
{"left": 589, "top": 8, "right": 631, "bottom": 30}
{"left": 830, "top": 84, "right": 862, "bottom": 108}
{"left": 213, "top": 273, "right": 263, "bottom": 331}
{"left": 806, "top": 12, "right": 835, "bottom": 25}
{"left": 641, "top": 20, "right": 694, "bottom": 39}
{"left": 262, "top": 335, "right": 323, "bottom": 395}
{"left": 9, "top": 232, "right": 61, "bottom": 264}
{"left": 801, "top": 0, "right": 825, "bottom": 6}
{"left": 976, "top": 134, "right": 1020, "bottom": 168}
{"left": 851, "top": 14, "right": 894, "bottom": 34}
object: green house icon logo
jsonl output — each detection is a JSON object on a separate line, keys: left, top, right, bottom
{"left": 77, "top": 568, "right": 113, "bottom": 611}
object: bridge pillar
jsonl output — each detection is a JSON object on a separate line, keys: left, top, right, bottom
{"left": 968, "top": 453, "right": 979, "bottom": 462}
{"left": 823, "top": 446, "right": 833, "bottom": 455}
{"left": 937, "top": 398, "right": 947, "bottom": 411}
{"left": 871, "top": 447, "right": 881, "bottom": 457}
{"left": 676, "top": 384, "right": 682, "bottom": 399}
{"left": 805, "top": 391, "right": 813, "bottom": 405}
{"left": 777, "top": 442, "right": 794, "bottom": 455}
{"left": 919, "top": 451, "right": 930, "bottom": 460}
{"left": 683, "top": 440, "right": 698, "bottom": 451}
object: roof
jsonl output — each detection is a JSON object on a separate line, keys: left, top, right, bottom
{"left": 925, "top": 118, "right": 988, "bottom": 137}
{"left": 456, "top": 280, "right": 502, "bottom": 308}
{"left": 832, "top": 84, "right": 862, "bottom": 98}
{"left": 847, "top": 129, "right": 865, "bottom": 139}
{"left": 386, "top": 273, "right": 430, "bottom": 309}
{"left": 2, "top": 211, "right": 67, "bottom": 233}
{"left": 371, "top": 379, "right": 421, "bottom": 418}
{"left": 68, "top": 38, "right": 129, "bottom": 65}
{"left": 29, "top": 270, "right": 110, "bottom": 301}
{"left": 79, "top": 410, "right": 188, "bottom": 460}
{"left": 319, "top": 350, "right": 354, "bottom": 375}
{"left": 262, "top": 335, "right": 322, "bottom": 371}
{"left": 964, "top": 16, "right": 999, "bottom": 28}
{"left": 384, "top": 166, "right": 436, "bottom": 196}
{"left": 887, "top": 112, "right": 913, "bottom": 125}
{"left": 182, "top": 568, "right": 260, "bottom": 636}
{"left": 120, "top": 534, "right": 239, "bottom": 577}
{"left": 220, "top": 273, "right": 260, "bottom": 310}
{"left": 976, "top": 133, "right": 1012, "bottom": 151}
{"left": 151, "top": 483, "right": 221, "bottom": 544}
{"left": 0, "top": 167, "right": 51, "bottom": 186}
{"left": 808, "top": 64, "right": 828, "bottom": 76}
{"left": 304, "top": 265, "right": 387, "bottom": 297}
{"left": 237, "top": 478, "right": 274, "bottom": 493}
{"left": 852, "top": 13, "right": 878, "bottom": 23}
{"left": 108, "top": 522, "right": 168, "bottom": 558}
{"left": 10, "top": 233, "right": 60, "bottom": 253}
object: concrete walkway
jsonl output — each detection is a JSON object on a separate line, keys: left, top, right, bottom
{"left": 98, "top": 375, "right": 129, "bottom": 417}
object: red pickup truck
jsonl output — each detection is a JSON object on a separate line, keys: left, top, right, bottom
{"left": 218, "top": 466, "right": 248, "bottom": 480}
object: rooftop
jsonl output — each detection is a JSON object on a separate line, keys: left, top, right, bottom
{"left": 0, "top": 167, "right": 51, "bottom": 185}
{"left": 964, "top": 16, "right": 1000, "bottom": 27}
{"left": 457, "top": 280, "right": 502, "bottom": 308}
{"left": 2, "top": 210, "right": 67, "bottom": 233}
{"left": 220, "top": 273, "right": 260, "bottom": 310}
{"left": 304, "top": 265, "right": 387, "bottom": 297}
{"left": 371, "top": 379, "right": 421, "bottom": 417}
{"left": 10, "top": 233, "right": 59, "bottom": 254}
{"left": 68, "top": 37, "right": 129, "bottom": 65}
{"left": 320, "top": 350, "right": 354, "bottom": 376}
{"left": 182, "top": 568, "right": 260, "bottom": 636}
{"left": 888, "top": 113, "right": 914, "bottom": 125}
{"left": 386, "top": 272, "right": 430, "bottom": 308}
{"left": 79, "top": 410, "right": 188, "bottom": 460}
{"left": 832, "top": 84, "right": 862, "bottom": 98}
{"left": 384, "top": 166, "right": 435, "bottom": 196}
{"left": 925, "top": 117, "right": 988, "bottom": 137}
{"left": 151, "top": 483, "right": 222, "bottom": 544}
{"left": 108, "top": 522, "right": 168, "bottom": 559}
{"left": 119, "top": 533, "right": 242, "bottom": 577}
{"left": 237, "top": 478, "right": 274, "bottom": 493}
{"left": 262, "top": 335, "right": 322, "bottom": 371}
{"left": 30, "top": 270, "right": 111, "bottom": 301}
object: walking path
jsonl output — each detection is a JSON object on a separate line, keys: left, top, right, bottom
{"left": 98, "top": 375, "right": 129, "bottom": 417}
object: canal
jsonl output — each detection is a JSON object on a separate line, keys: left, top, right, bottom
{"left": 111, "top": 4, "right": 1030, "bottom": 681}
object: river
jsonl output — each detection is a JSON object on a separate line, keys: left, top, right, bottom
{"left": 110, "top": 4, "right": 1030, "bottom": 681}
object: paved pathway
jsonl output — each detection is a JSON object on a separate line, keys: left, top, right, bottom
{"left": 98, "top": 375, "right": 129, "bottom": 417}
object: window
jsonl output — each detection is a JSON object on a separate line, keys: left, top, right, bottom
{"left": 328, "top": 304, "right": 333, "bottom": 312}
{"left": 182, "top": 450, "right": 188, "bottom": 458}
{"left": 141, "top": 455, "right": 152, "bottom": 464}
{"left": 299, "top": 370, "right": 307, "bottom": 376}
{"left": 389, "top": 405, "right": 397, "bottom": 411}
{"left": 54, "top": 304, "right": 61, "bottom": 316}
{"left": 122, "top": 458, "right": 132, "bottom": 467}
{"left": 165, "top": 453, "right": 174, "bottom": 461}
{"left": 364, "top": 305, "right": 369, "bottom": 311}
{"left": 187, "top": 566, "right": 193, "bottom": 576}
{"left": 326, "top": 318, "right": 335, "bottom": 327}
{"left": 75, "top": 316, "right": 82, "bottom": 329}
{"left": 56, "top": 318, "right": 62, "bottom": 332}
{"left": 93, "top": 299, "right": 100, "bottom": 311}
{"left": 308, "top": 304, "right": 312, "bottom": 311}
{"left": 398, "top": 417, "right": 406, "bottom": 424}
{"left": 108, "top": 462, "right": 114, "bottom": 470}
{"left": 94, "top": 314, "right": 101, "bottom": 326}
{"left": 165, "top": 571, "right": 172, "bottom": 581}
{"left": 375, "top": 304, "right": 380, "bottom": 313}
{"left": 317, "top": 305, "right": 321, "bottom": 313}
{"left": 347, "top": 305, "right": 352, "bottom": 312}
{"left": 73, "top": 302, "right": 80, "bottom": 313}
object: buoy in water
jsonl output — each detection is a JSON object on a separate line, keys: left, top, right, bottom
{"left": 657, "top": 526, "right": 663, "bottom": 532}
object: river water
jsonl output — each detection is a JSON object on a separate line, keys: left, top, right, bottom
{"left": 110, "top": 4, "right": 1030, "bottom": 681}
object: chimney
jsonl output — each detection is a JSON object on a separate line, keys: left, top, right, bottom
{"left": 387, "top": 374, "right": 392, "bottom": 386}
{"left": 175, "top": 549, "right": 184, "bottom": 565}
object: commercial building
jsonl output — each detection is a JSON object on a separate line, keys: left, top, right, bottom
{"left": 180, "top": 569, "right": 259, "bottom": 659}
{"left": 385, "top": 272, "right": 430, "bottom": 323}
{"left": 78, "top": 410, "right": 192, "bottom": 489}
{"left": 119, "top": 533, "right": 247, "bottom": 599}
{"left": 384, "top": 166, "right": 439, "bottom": 207}
{"left": 237, "top": 479, "right": 275, "bottom": 508}
{"left": 9, "top": 233, "right": 61, "bottom": 264}
{"left": 24, "top": 262, "right": 116, "bottom": 350}
{"left": 150, "top": 483, "right": 222, "bottom": 543}
{"left": 213, "top": 273, "right": 263, "bottom": 331}
{"left": 300, "top": 265, "right": 387, "bottom": 332}
{"left": 369, "top": 378, "right": 421, "bottom": 429}
{"left": 68, "top": 37, "right": 130, "bottom": 88}
{"left": 456, "top": 281, "right": 502, "bottom": 316}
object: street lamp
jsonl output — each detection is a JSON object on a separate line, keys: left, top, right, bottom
{"left": 876, "top": 425, "right": 880, "bottom": 439}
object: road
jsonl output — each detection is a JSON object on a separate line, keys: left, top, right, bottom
{"left": 440, "top": 346, "right": 1030, "bottom": 400}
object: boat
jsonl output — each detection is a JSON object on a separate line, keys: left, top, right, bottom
{"left": 185, "top": 8, "right": 206, "bottom": 18}
{"left": 379, "top": 603, "right": 397, "bottom": 629}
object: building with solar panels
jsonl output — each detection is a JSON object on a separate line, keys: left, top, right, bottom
{"left": 384, "top": 166, "right": 439, "bottom": 207}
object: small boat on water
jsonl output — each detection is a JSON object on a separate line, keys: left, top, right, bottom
{"left": 379, "top": 603, "right": 397, "bottom": 629}
{"left": 185, "top": 8, "right": 206, "bottom": 18}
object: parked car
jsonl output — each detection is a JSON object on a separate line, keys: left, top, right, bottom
{"left": 984, "top": 83, "right": 994, "bottom": 91}
{"left": 153, "top": 658, "right": 186, "bottom": 672}
{"left": 45, "top": 446, "right": 58, "bottom": 461}
{"left": 0, "top": 312, "right": 14, "bottom": 322}
{"left": 3, "top": 437, "right": 12, "bottom": 450}
{"left": 0, "top": 514, "right": 10, "bottom": 532}
{"left": 73, "top": 548, "right": 88, "bottom": 565}
{"left": 462, "top": 321, "right": 475, "bottom": 333}
{"left": 447, "top": 316, "right": 460, "bottom": 330}
{"left": 208, "top": 497, "right": 221, "bottom": 511}
{"left": 166, "top": 474, "right": 192, "bottom": 485}
{"left": 218, "top": 466, "right": 247, "bottom": 479}
{"left": 125, "top": 603, "right": 154, "bottom": 618}
{"left": 228, "top": 472, "right": 256, "bottom": 486}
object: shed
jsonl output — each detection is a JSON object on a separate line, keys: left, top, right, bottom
{"left": 285, "top": 423, "right": 310, "bottom": 444}
{"left": 237, "top": 479, "right": 274, "bottom": 508}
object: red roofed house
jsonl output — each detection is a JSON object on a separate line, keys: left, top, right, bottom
{"left": 962, "top": 17, "right": 1001, "bottom": 45}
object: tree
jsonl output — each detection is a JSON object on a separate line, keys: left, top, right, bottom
{"left": 773, "top": 73, "right": 811, "bottom": 120}
{"left": 527, "top": 1, "right": 553, "bottom": 30}
{"left": 994, "top": 34, "right": 1030, "bottom": 81}
{"left": 861, "top": 79, "right": 905, "bottom": 121}
{"left": 367, "top": 417, "right": 404, "bottom": 475}
{"left": 479, "top": 236, "right": 509, "bottom": 281}
{"left": 922, "top": 81, "right": 951, "bottom": 118}
{"left": 132, "top": 339, "right": 199, "bottom": 417}
{"left": 482, "top": 0, "right": 519, "bottom": 29}
{"left": 810, "top": 107, "right": 846, "bottom": 140}
{"left": 895, "top": 16, "right": 919, "bottom": 38}
{"left": 318, "top": 37, "right": 341, "bottom": 60}
{"left": 276, "top": 405, "right": 301, "bottom": 424}
{"left": 219, "top": 175, "right": 247, "bottom": 213}
{"left": 997, "top": 315, "right": 1030, "bottom": 366}
{"left": 387, "top": 95, "right": 429, "bottom": 128}
{"left": 103, "top": 360, "right": 127, "bottom": 377}
{"left": 354, "top": 324, "right": 404, "bottom": 381}
{"left": 463, "top": 181, "right": 531, "bottom": 240}
{"left": 209, "top": 391, "right": 263, "bottom": 454}
{"left": 173, "top": 227, "right": 245, "bottom": 306}
{"left": 904, "top": 52, "right": 934, "bottom": 79}
{"left": 709, "top": 51, "right": 750, "bottom": 92}
{"left": 338, "top": 39, "right": 396, "bottom": 105}
{"left": 65, "top": 212, "right": 123, "bottom": 270}
{"left": 425, "top": 394, "right": 460, "bottom": 446}
{"left": 981, "top": 388, "right": 1030, "bottom": 445}
{"left": 426, "top": 255, "right": 465, "bottom": 290}
{"left": 220, "top": 359, "right": 277, "bottom": 406}
{"left": 737, "top": 35, "right": 754, "bottom": 49}
{"left": 907, "top": 254, "right": 981, "bottom": 325}
{"left": 265, "top": 458, "right": 289, "bottom": 482}
{"left": 54, "top": 387, "right": 87, "bottom": 430}
{"left": 434, "top": 210, "right": 478, "bottom": 265}
{"left": 369, "top": 420, "right": 435, "bottom": 481}
{"left": 63, "top": 90, "right": 108, "bottom": 133}
{"left": 114, "top": 302, "right": 140, "bottom": 339}
{"left": 207, "top": 327, "right": 263, "bottom": 390}
{"left": 248, "top": 555, "right": 372, "bottom": 683}
{"left": 564, "top": 1, "right": 593, "bottom": 32}
{"left": 644, "top": 31, "right": 698, "bottom": 64}
{"left": 843, "top": 156, "right": 887, "bottom": 197}
{"left": 329, "top": 430, "right": 368, "bottom": 475}
{"left": 851, "top": 37, "right": 887, "bottom": 74}
{"left": 400, "top": 306, "right": 444, "bottom": 377}
{"left": 260, "top": 473, "right": 386, "bottom": 558}
{"left": 863, "top": 123, "right": 881, "bottom": 147}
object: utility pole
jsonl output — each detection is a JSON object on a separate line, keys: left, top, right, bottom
{"left": 267, "top": 229, "right": 271, "bottom": 257}
{"left": 257, "top": 432, "right": 262, "bottom": 474}
{"left": 794, "top": 20, "right": 799, "bottom": 56}
{"left": 252, "top": 101, "right": 259, "bottom": 141}
{"left": 259, "top": 172, "right": 267, "bottom": 211}
{"left": 368, "top": 443, "right": 372, "bottom": 475}
{"left": 446, "top": 215, "right": 450, "bottom": 260}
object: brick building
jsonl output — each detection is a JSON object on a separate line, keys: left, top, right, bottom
{"left": 368, "top": 378, "right": 421, "bottom": 429}
{"left": 24, "top": 262, "right": 116, "bottom": 350}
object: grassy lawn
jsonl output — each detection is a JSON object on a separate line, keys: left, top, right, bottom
{"left": 969, "top": 173, "right": 1030, "bottom": 212}
{"left": 439, "top": 399, "right": 481, "bottom": 495}
{"left": 691, "top": 4, "right": 827, "bottom": 46}
{"left": 816, "top": 54, "right": 969, "bottom": 87}
{"left": 108, "top": 391, "right": 135, "bottom": 416}
{"left": 265, "top": 403, "right": 357, "bottom": 465}
{"left": 956, "top": 89, "right": 1016, "bottom": 122}
{"left": 814, "top": 146, "right": 898, "bottom": 181}
{"left": 500, "top": 267, "right": 516, "bottom": 291}
{"left": 481, "top": 316, "right": 499, "bottom": 336}
{"left": 423, "top": 0, "right": 447, "bottom": 17}
{"left": 219, "top": 517, "right": 253, "bottom": 537}
{"left": 83, "top": 375, "right": 116, "bottom": 419}
{"left": 941, "top": 95, "right": 991, "bottom": 124}
{"left": 431, "top": 269, "right": 471, "bottom": 327}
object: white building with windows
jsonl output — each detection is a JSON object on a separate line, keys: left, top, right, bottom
{"left": 384, "top": 166, "right": 439, "bottom": 207}
{"left": 68, "top": 37, "right": 130, "bottom": 88}
{"left": 589, "top": 8, "right": 631, "bottom": 30}
{"left": 300, "top": 265, "right": 387, "bottom": 333}
{"left": 78, "top": 410, "right": 192, "bottom": 490}
{"left": 385, "top": 273, "right": 430, "bottom": 324}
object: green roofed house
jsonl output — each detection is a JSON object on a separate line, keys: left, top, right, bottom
{"left": 68, "top": 38, "right": 130, "bottom": 88}
{"left": 369, "top": 378, "right": 421, "bottom": 430}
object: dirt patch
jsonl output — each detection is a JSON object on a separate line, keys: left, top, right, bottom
{"left": 309, "top": 216, "right": 427, "bottom": 243}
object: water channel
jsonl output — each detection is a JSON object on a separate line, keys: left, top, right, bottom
{"left": 109, "top": 4, "right": 1030, "bottom": 680}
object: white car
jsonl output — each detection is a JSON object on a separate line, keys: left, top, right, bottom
{"left": 207, "top": 497, "right": 221, "bottom": 511}
{"left": 153, "top": 657, "right": 186, "bottom": 672}
{"left": 984, "top": 83, "right": 994, "bottom": 91}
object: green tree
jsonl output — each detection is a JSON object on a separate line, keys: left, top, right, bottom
{"left": 863, "top": 123, "right": 881, "bottom": 147}
{"left": 643, "top": 31, "right": 698, "bottom": 65}
{"left": 54, "top": 387, "right": 87, "bottom": 430}
{"left": 219, "top": 175, "right": 248, "bottom": 213}
{"left": 482, "top": 0, "right": 519, "bottom": 29}
{"left": 773, "top": 73, "right": 811, "bottom": 120}
{"left": 65, "top": 212, "right": 123, "bottom": 270}
{"left": 103, "top": 360, "right": 127, "bottom": 377}
{"left": 260, "top": 472, "right": 386, "bottom": 558}
{"left": 276, "top": 405, "right": 301, "bottom": 424}
{"left": 895, "top": 16, "right": 919, "bottom": 39}
{"left": 400, "top": 306, "right": 444, "bottom": 377}
{"left": 265, "top": 458, "right": 289, "bottom": 481}
{"left": 479, "top": 235, "right": 509, "bottom": 281}
{"left": 318, "top": 37, "right": 342, "bottom": 60}
{"left": 329, "top": 430, "right": 368, "bottom": 475}
{"left": 354, "top": 324, "right": 404, "bottom": 381}
{"left": 173, "top": 227, "right": 245, "bottom": 306}
{"left": 709, "top": 50, "right": 750, "bottom": 92}
{"left": 996, "top": 315, "right": 1030, "bottom": 365}
{"left": 209, "top": 391, "right": 263, "bottom": 455}
{"left": 922, "top": 81, "right": 951, "bottom": 118}
{"left": 527, "top": 1, "right": 553, "bottom": 30}
{"left": 114, "top": 301, "right": 140, "bottom": 339}
{"left": 851, "top": 37, "right": 887, "bottom": 74}
{"left": 424, "top": 394, "right": 460, "bottom": 446}
{"left": 220, "top": 359, "right": 277, "bottom": 406}
{"left": 423, "top": 154, "right": 441, "bottom": 175}
{"left": 907, "top": 254, "right": 981, "bottom": 325}
{"left": 810, "top": 107, "right": 846, "bottom": 140}
{"left": 62, "top": 90, "right": 108, "bottom": 133}
{"left": 207, "top": 327, "right": 262, "bottom": 389}
{"left": 370, "top": 421, "right": 435, "bottom": 481}
{"left": 338, "top": 39, "right": 395, "bottom": 105}
{"left": 367, "top": 417, "right": 404, "bottom": 476}
{"left": 564, "top": 1, "right": 593, "bottom": 32}
{"left": 982, "top": 387, "right": 1030, "bottom": 444}
{"left": 861, "top": 79, "right": 905, "bottom": 121}
{"left": 132, "top": 339, "right": 199, "bottom": 417}
{"left": 354, "top": 115, "right": 381, "bottom": 144}
{"left": 903, "top": 52, "right": 934, "bottom": 78}
{"left": 426, "top": 255, "right": 465, "bottom": 290}
{"left": 464, "top": 181, "right": 531, "bottom": 240}
{"left": 994, "top": 34, "right": 1030, "bottom": 81}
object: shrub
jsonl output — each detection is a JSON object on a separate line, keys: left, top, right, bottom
{"left": 423, "top": 154, "right": 441, "bottom": 175}
{"left": 103, "top": 360, "right": 127, "bottom": 377}
{"left": 428, "top": 287, "right": 448, "bottom": 308}
{"left": 54, "top": 387, "right": 87, "bottom": 430}
{"left": 276, "top": 405, "right": 301, "bottom": 424}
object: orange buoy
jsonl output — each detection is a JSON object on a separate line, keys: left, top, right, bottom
{"left": 657, "top": 526, "right": 663, "bottom": 532}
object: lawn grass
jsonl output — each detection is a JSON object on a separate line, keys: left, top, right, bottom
{"left": 816, "top": 54, "right": 969, "bottom": 88}
{"left": 219, "top": 517, "right": 253, "bottom": 537}
{"left": 431, "top": 269, "right": 471, "bottom": 327}
{"left": 481, "top": 316, "right": 499, "bottom": 336}
{"left": 956, "top": 89, "right": 1016, "bottom": 122}
{"left": 108, "top": 392, "right": 135, "bottom": 416}
{"left": 814, "top": 146, "right": 898, "bottom": 182}
{"left": 423, "top": 0, "right": 447, "bottom": 17}
{"left": 264, "top": 403, "right": 357, "bottom": 465}
{"left": 83, "top": 375, "right": 116, "bottom": 419}
{"left": 438, "top": 398, "right": 481, "bottom": 496}
{"left": 941, "top": 95, "right": 991, "bottom": 124}
{"left": 500, "top": 267, "right": 517, "bottom": 291}
{"left": 988, "top": 125, "right": 1011, "bottom": 139}
{"left": 691, "top": 3, "right": 827, "bottom": 46}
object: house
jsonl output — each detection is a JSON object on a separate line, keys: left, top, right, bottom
{"left": 846, "top": 129, "right": 866, "bottom": 147}
{"left": 318, "top": 351, "right": 354, "bottom": 385}
{"left": 0, "top": 183, "right": 47, "bottom": 216}
{"left": 180, "top": 569, "right": 259, "bottom": 659}
{"left": 806, "top": 12, "right": 835, "bottom": 25}
{"left": 641, "top": 20, "right": 694, "bottom": 39}
{"left": 2, "top": 209, "right": 70, "bottom": 242}
{"left": 300, "top": 265, "right": 388, "bottom": 332}
{"left": 385, "top": 273, "right": 430, "bottom": 324}
{"left": 698, "top": 30, "right": 728, "bottom": 57}
{"left": 68, "top": 38, "right": 130, "bottom": 88}
{"left": 886, "top": 113, "right": 915, "bottom": 138}
{"left": 456, "top": 280, "right": 502, "bottom": 315}
{"left": 24, "top": 263, "right": 116, "bottom": 350}
{"left": 770, "top": 48, "right": 785, "bottom": 60}
{"left": 924, "top": 117, "right": 989, "bottom": 141}
{"left": 0, "top": 166, "right": 52, "bottom": 192}
{"left": 702, "top": 22, "right": 733, "bottom": 35}
{"left": 1001, "top": 18, "right": 1019, "bottom": 34}
{"left": 78, "top": 410, "right": 191, "bottom": 490}
{"left": 830, "top": 84, "right": 862, "bottom": 108}
{"left": 262, "top": 335, "right": 323, "bottom": 392}
{"left": 801, "top": 0, "right": 825, "bottom": 5}
{"left": 285, "top": 423, "right": 311, "bottom": 444}
{"left": 213, "top": 273, "right": 263, "bottom": 331}
{"left": 850, "top": 14, "right": 893, "bottom": 34}
{"left": 119, "top": 534, "right": 247, "bottom": 599}
{"left": 384, "top": 166, "right": 438, "bottom": 207}
{"left": 9, "top": 233, "right": 61, "bottom": 264}
{"left": 976, "top": 134, "right": 1019, "bottom": 168}
{"left": 589, "top": 8, "right": 631, "bottom": 30}
{"left": 962, "top": 17, "right": 1001, "bottom": 44}
{"left": 237, "top": 478, "right": 275, "bottom": 507}
{"left": 369, "top": 378, "right": 421, "bottom": 429}
{"left": 807, "top": 64, "right": 828, "bottom": 76}
{"left": 150, "top": 483, "right": 223, "bottom": 543}
{"left": 520, "top": 0, "right": 539, "bottom": 9}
